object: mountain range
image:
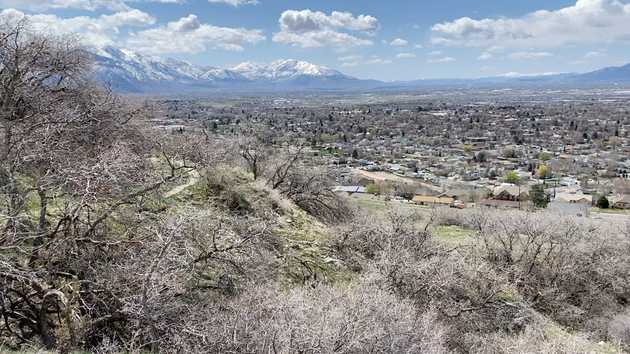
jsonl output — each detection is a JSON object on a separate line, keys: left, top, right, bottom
{"left": 91, "top": 46, "right": 630, "bottom": 94}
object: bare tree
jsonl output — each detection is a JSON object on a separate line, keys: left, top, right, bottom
{"left": 279, "top": 167, "right": 352, "bottom": 223}
{"left": 0, "top": 21, "right": 163, "bottom": 350}
{"left": 238, "top": 136, "right": 269, "bottom": 181}
{"left": 267, "top": 145, "right": 304, "bottom": 190}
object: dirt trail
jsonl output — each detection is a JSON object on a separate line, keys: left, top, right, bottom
{"left": 164, "top": 170, "right": 201, "bottom": 198}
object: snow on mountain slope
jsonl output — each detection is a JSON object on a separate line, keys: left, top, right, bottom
{"left": 91, "top": 46, "right": 630, "bottom": 94}
{"left": 230, "top": 62, "right": 268, "bottom": 80}
{"left": 199, "top": 68, "right": 248, "bottom": 82}
{"left": 94, "top": 47, "right": 203, "bottom": 82}
{"left": 92, "top": 46, "right": 357, "bottom": 92}
{"left": 231, "top": 59, "right": 347, "bottom": 81}
{"left": 270, "top": 59, "right": 345, "bottom": 78}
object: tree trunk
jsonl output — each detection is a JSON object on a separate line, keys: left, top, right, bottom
{"left": 36, "top": 188, "right": 48, "bottom": 244}
{"left": 38, "top": 298, "right": 56, "bottom": 349}
{"left": 29, "top": 188, "right": 47, "bottom": 264}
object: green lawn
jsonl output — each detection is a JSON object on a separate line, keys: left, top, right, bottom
{"left": 349, "top": 194, "right": 390, "bottom": 212}
{"left": 432, "top": 225, "right": 475, "bottom": 244}
{"left": 348, "top": 193, "right": 433, "bottom": 213}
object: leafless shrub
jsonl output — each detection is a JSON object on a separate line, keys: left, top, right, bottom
{"left": 78, "top": 208, "right": 281, "bottom": 351}
{"left": 332, "top": 209, "right": 537, "bottom": 351}
{"left": 279, "top": 167, "right": 352, "bottom": 224}
{"left": 0, "top": 22, "right": 170, "bottom": 350}
{"left": 170, "top": 277, "right": 448, "bottom": 354}
{"left": 205, "top": 165, "right": 246, "bottom": 194}
{"left": 434, "top": 208, "right": 470, "bottom": 227}
{"left": 471, "top": 314, "right": 609, "bottom": 354}
{"left": 154, "top": 130, "right": 237, "bottom": 181}
{"left": 202, "top": 166, "right": 291, "bottom": 222}
{"left": 332, "top": 208, "right": 434, "bottom": 263}
{"left": 377, "top": 248, "right": 530, "bottom": 351}
{"left": 233, "top": 140, "right": 353, "bottom": 224}
{"left": 331, "top": 206, "right": 630, "bottom": 351}
{"left": 470, "top": 210, "right": 630, "bottom": 332}
{"left": 434, "top": 208, "right": 492, "bottom": 231}
{"left": 608, "top": 311, "right": 630, "bottom": 348}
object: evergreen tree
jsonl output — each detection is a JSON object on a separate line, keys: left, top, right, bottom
{"left": 530, "top": 184, "right": 550, "bottom": 208}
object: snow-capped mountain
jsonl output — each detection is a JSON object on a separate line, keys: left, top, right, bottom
{"left": 231, "top": 59, "right": 348, "bottom": 81}
{"left": 199, "top": 68, "right": 248, "bottom": 82}
{"left": 91, "top": 46, "right": 630, "bottom": 94}
{"left": 94, "top": 47, "right": 201, "bottom": 82}
{"left": 91, "top": 47, "right": 362, "bottom": 93}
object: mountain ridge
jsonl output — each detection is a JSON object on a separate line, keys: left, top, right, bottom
{"left": 92, "top": 46, "right": 363, "bottom": 93}
{"left": 91, "top": 47, "right": 630, "bottom": 93}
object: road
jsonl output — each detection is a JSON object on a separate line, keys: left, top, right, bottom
{"left": 353, "top": 169, "right": 442, "bottom": 192}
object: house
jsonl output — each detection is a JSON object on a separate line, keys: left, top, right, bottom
{"left": 492, "top": 184, "right": 529, "bottom": 201}
{"left": 610, "top": 195, "right": 630, "bottom": 209}
{"left": 549, "top": 192, "right": 592, "bottom": 217}
{"left": 554, "top": 192, "right": 592, "bottom": 205}
{"left": 413, "top": 195, "right": 454, "bottom": 206}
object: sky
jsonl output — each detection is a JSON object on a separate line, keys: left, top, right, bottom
{"left": 1, "top": 0, "right": 630, "bottom": 81}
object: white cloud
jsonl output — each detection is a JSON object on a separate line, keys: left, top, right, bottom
{"left": 337, "top": 54, "right": 395, "bottom": 66}
{"left": 273, "top": 30, "right": 372, "bottom": 49}
{"left": 276, "top": 9, "right": 379, "bottom": 33}
{"left": 428, "top": 56, "right": 456, "bottom": 63}
{"left": 207, "top": 0, "right": 259, "bottom": 6}
{"left": 0, "top": 0, "right": 194, "bottom": 11}
{"left": 414, "top": 44, "right": 424, "bottom": 49}
{"left": 366, "top": 57, "right": 392, "bottom": 65}
{"left": 273, "top": 9, "right": 379, "bottom": 48}
{"left": 573, "top": 50, "right": 606, "bottom": 64}
{"left": 390, "top": 38, "right": 408, "bottom": 46}
{"left": 478, "top": 52, "right": 493, "bottom": 60}
{"left": 148, "top": 0, "right": 185, "bottom": 3}
{"left": 337, "top": 54, "right": 394, "bottom": 66}
{"left": 584, "top": 50, "right": 605, "bottom": 58}
{"left": 0, "top": 0, "right": 131, "bottom": 11}
{"left": 340, "top": 61, "right": 359, "bottom": 68}
{"left": 338, "top": 55, "right": 362, "bottom": 62}
{"left": 0, "top": 8, "right": 155, "bottom": 47}
{"left": 101, "top": 9, "right": 156, "bottom": 26}
{"left": 427, "top": 50, "right": 442, "bottom": 56}
{"left": 126, "top": 14, "right": 264, "bottom": 54}
{"left": 338, "top": 55, "right": 361, "bottom": 67}
{"left": 431, "top": 0, "right": 630, "bottom": 48}
{"left": 569, "top": 60, "right": 587, "bottom": 65}
{"left": 508, "top": 51, "right": 553, "bottom": 60}
{"left": 0, "top": 0, "right": 193, "bottom": 11}
{"left": 396, "top": 52, "right": 416, "bottom": 59}
{"left": 0, "top": 7, "right": 263, "bottom": 55}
